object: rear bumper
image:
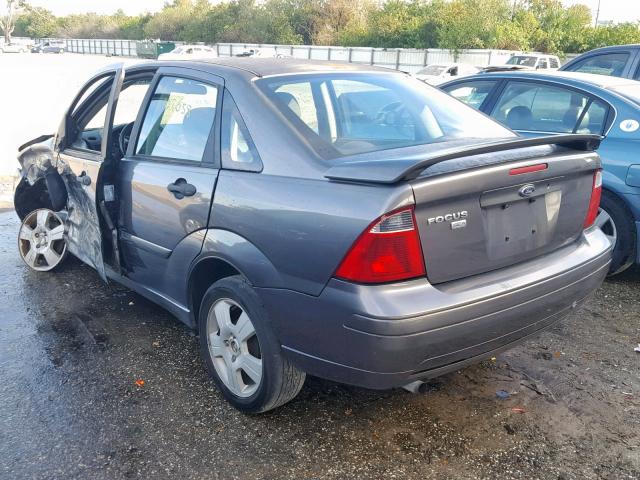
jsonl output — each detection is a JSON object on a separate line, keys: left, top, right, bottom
{"left": 258, "top": 227, "right": 612, "bottom": 389}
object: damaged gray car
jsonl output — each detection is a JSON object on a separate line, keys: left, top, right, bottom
{"left": 14, "top": 59, "right": 613, "bottom": 412}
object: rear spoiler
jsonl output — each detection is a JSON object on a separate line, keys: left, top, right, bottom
{"left": 324, "top": 134, "right": 601, "bottom": 184}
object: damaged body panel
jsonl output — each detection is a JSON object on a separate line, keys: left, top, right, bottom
{"left": 15, "top": 64, "right": 126, "bottom": 281}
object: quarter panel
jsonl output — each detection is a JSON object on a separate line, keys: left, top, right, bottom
{"left": 209, "top": 170, "right": 414, "bottom": 294}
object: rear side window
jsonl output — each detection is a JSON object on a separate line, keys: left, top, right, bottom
{"left": 576, "top": 100, "right": 608, "bottom": 135}
{"left": 491, "top": 81, "right": 594, "bottom": 133}
{"left": 442, "top": 81, "right": 496, "bottom": 110}
{"left": 273, "top": 82, "right": 319, "bottom": 133}
{"left": 135, "top": 76, "right": 218, "bottom": 162}
{"left": 259, "top": 73, "right": 513, "bottom": 157}
{"left": 549, "top": 58, "right": 560, "bottom": 69}
{"left": 565, "top": 52, "right": 629, "bottom": 77}
{"left": 221, "top": 91, "right": 262, "bottom": 172}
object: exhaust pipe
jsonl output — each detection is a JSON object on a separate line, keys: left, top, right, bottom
{"left": 402, "top": 380, "right": 429, "bottom": 394}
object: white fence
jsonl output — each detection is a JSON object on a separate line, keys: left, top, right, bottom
{"left": 30, "top": 38, "right": 576, "bottom": 70}
{"left": 215, "top": 43, "right": 524, "bottom": 72}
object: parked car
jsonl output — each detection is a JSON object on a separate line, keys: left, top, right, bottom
{"left": 1, "top": 43, "right": 29, "bottom": 53}
{"left": 560, "top": 44, "right": 640, "bottom": 80}
{"left": 14, "top": 59, "right": 611, "bottom": 412}
{"left": 413, "top": 63, "right": 480, "bottom": 85}
{"left": 483, "top": 53, "right": 561, "bottom": 72}
{"left": 31, "top": 41, "right": 65, "bottom": 54}
{"left": 235, "top": 48, "right": 288, "bottom": 58}
{"left": 441, "top": 70, "right": 640, "bottom": 274}
{"left": 157, "top": 44, "right": 218, "bottom": 60}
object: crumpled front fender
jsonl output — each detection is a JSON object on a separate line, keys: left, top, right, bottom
{"left": 17, "top": 136, "right": 67, "bottom": 185}
{"left": 15, "top": 137, "right": 70, "bottom": 215}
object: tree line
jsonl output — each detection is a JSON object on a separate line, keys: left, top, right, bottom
{"left": 6, "top": 0, "right": 640, "bottom": 55}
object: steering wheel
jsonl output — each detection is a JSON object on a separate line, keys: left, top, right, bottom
{"left": 375, "top": 101, "right": 411, "bottom": 126}
{"left": 118, "top": 122, "right": 135, "bottom": 157}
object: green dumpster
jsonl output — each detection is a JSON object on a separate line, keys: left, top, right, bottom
{"left": 136, "top": 41, "right": 176, "bottom": 59}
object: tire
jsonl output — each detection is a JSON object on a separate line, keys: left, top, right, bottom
{"left": 198, "top": 275, "right": 305, "bottom": 413}
{"left": 597, "top": 191, "right": 637, "bottom": 276}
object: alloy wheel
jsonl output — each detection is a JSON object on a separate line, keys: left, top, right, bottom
{"left": 595, "top": 207, "right": 617, "bottom": 247}
{"left": 206, "top": 298, "right": 263, "bottom": 398}
{"left": 18, "top": 209, "right": 67, "bottom": 271}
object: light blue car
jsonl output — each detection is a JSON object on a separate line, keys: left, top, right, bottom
{"left": 441, "top": 71, "right": 640, "bottom": 275}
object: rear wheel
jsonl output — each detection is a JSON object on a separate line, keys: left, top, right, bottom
{"left": 596, "top": 192, "right": 636, "bottom": 276}
{"left": 198, "top": 275, "right": 305, "bottom": 413}
{"left": 18, "top": 209, "right": 67, "bottom": 272}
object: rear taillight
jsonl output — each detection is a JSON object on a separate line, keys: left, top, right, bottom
{"left": 335, "top": 206, "right": 426, "bottom": 284}
{"left": 583, "top": 169, "right": 602, "bottom": 229}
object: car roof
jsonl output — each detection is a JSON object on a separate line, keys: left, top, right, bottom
{"left": 458, "top": 70, "right": 639, "bottom": 91}
{"left": 571, "top": 44, "right": 640, "bottom": 54}
{"left": 174, "top": 57, "right": 398, "bottom": 78}
{"left": 511, "top": 53, "right": 558, "bottom": 58}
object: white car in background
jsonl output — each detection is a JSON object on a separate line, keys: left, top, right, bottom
{"left": 1, "top": 43, "right": 29, "bottom": 53}
{"left": 413, "top": 63, "right": 480, "bottom": 85}
{"left": 236, "top": 48, "right": 289, "bottom": 58}
{"left": 483, "top": 54, "right": 561, "bottom": 72}
{"left": 158, "top": 45, "right": 218, "bottom": 61}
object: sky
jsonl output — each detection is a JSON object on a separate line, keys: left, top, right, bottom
{"left": 20, "top": 0, "right": 640, "bottom": 23}
{"left": 26, "top": 0, "right": 168, "bottom": 16}
{"left": 562, "top": 0, "right": 640, "bottom": 24}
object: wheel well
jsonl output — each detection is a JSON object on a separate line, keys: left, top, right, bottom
{"left": 14, "top": 177, "right": 54, "bottom": 220}
{"left": 602, "top": 187, "right": 636, "bottom": 219}
{"left": 189, "top": 257, "right": 241, "bottom": 324}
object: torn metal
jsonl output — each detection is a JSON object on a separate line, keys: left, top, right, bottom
{"left": 16, "top": 137, "right": 64, "bottom": 186}
{"left": 16, "top": 138, "right": 106, "bottom": 281}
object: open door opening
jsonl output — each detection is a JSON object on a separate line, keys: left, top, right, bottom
{"left": 51, "top": 65, "right": 126, "bottom": 281}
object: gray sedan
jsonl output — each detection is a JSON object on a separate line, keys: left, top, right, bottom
{"left": 13, "top": 59, "right": 611, "bottom": 412}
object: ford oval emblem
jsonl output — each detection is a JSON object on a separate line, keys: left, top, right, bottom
{"left": 519, "top": 184, "right": 536, "bottom": 197}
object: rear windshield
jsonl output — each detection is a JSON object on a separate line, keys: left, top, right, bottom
{"left": 506, "top": 56, "right": 538, "bottom": 67}
{"left": 611, "top": 84, "right": 640, "bottom": 106}
{"left": 257, "top": 73, "right": 513, "bottom": 157}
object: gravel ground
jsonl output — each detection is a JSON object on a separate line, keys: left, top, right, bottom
{"left": 0, "top": 208, "right": 639, "bottom": 480}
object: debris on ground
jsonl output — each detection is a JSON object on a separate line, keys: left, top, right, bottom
{"left": 495, "top": 389, "right": 511, "bottom": 400}
{"left": 634, "top": 344, "right": 640, "bottom": 353}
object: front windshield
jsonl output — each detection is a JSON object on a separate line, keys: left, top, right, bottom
{"left": 258, "top": 73, "right": 514, "bottom": 157}
{"left": 418, "top": 65, "right": 448, "bottom": 76}
{"left": 612, "top": 84, "right": 640, "bottom": 107}
{"left": 172, "top": 46, "right": 186, "bottom": 54}
{"left": 506, "top": 56, "right": 537, "bottom": 67}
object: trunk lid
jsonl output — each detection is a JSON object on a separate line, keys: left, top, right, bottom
{"left": 411, "top": 149, "right": 599, "bottom": 284}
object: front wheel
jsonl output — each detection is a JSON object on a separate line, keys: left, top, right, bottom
{"left": 596, "top": 192, "right": 637, "bottom": 276}
{"left": 18, "top": 209, "right": 67, "bottom": 272}
{"left": 198, "top": 275, "right": 305, "bottom": 413}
